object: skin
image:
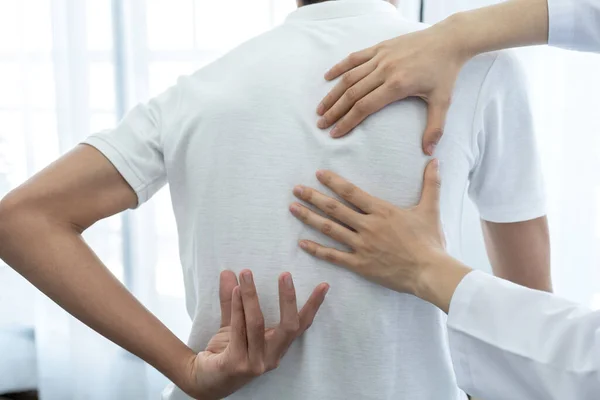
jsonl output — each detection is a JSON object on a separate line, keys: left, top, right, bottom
{"left": 318, "top": 0, "right": 550, "bottom": 154}
{"left": 482, "top": 218, "right": 551, "bottom": 291}
{"left": 289, "top": 161, "right": 472, "bottom": 313}
{"left": 290, "top": 160, "right": 551, "bottom": 313}
{"left": 1, "top": 0, "right": 551, "bottom": 397}
{"left": 0, "top": 145, "right": 329, "bottom": 399}
{"left": 311, "top": 2, "right": 552, "bottom": 398}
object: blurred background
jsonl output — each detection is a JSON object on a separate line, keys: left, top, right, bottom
{"left": 0, "top": 0, "right": 599, "bottom": 399}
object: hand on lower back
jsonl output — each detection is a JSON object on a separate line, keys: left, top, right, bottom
{"left": 317, "top": 22, "right": 468, "bottom": 155}
{"left": 185, "top": 270, "right": 329, "bottom": 400}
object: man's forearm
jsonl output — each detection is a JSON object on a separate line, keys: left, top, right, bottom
{"left": 444, "top": 0, "right": 549, "bottom": 58}
{"left": 0, "top": 208, "right": 195, "bottom": 392}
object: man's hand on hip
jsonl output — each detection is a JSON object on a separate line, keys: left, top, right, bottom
{"left": 183, "top": 270, "right": 329, "bottom": 399}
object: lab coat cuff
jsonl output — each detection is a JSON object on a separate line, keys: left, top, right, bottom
{"left": 446, "top": 270, "right": 493, "bottom": 394}
{"left": 547, "top": 0, "right": 576, "bottom": 49}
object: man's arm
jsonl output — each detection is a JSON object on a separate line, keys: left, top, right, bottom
{"left": 0, "top": 145, "right": 197, "bottom": 393}
{"left": 481, "top": 217, "right": 552, "bottom": 291}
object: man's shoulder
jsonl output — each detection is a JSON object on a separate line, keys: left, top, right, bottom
{"left": 462, "top": 50, "right": 526, "bottom": 92}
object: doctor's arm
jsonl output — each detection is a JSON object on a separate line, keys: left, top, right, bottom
{"left": 0, "top": 145, "right": 327, "bottom": 399}
{"left": 291, "top": 163, "right": 600, "bottom": 400}
{"left": 320, "top": 0, "right": 600, "bottom": 146}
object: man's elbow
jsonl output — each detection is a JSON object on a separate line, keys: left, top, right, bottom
{"left": 0, "top": 189, "right": 74, "bottom": 250}
{"left": 0, "top": 190, "right": 28, "bottom": 234}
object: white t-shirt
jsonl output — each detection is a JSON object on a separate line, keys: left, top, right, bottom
{"left": 84, "top": 1, "right": 545, "bottom": 399}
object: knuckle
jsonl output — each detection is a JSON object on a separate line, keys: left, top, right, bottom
{"left": 342, "top": 72, "right": 355, "bottom": 86}
{"left": 250, "top": 363, "right": 266, "bottom": 377}
{"left": 321, "top": 172, "right": 333, "bottom": 185}
{"left": 354, "top": 99, "right": 368, "bottom": 113}
{"left": 347, "top": 52, "right": 360, "bottom": 64}
{"left": 282, "top": 319, "right": 300, "bottom": 334}
{"left": 321, "top": 222, "right": 333, "bottom": 236}
{"left": 266, "top": 359, "right": 281, "bottom": 372}
{"left": 341, "top": 184, "right": 355, "bottom": 201}
{"left": 429, "top": 127, "right": 444, "bottom": 139}
{"left": 324, "top": 200, "right": 338, "bottom": 214}
{"left": 388, "top": 76, "right": 404, "bottom": 91}
{"left": 298, "top": 208, "right": 310, "bottom": 222}
{"left": 300, "top": 187, "right": 313, "bottom": 201}
{"left": 250, "top": 316, "right": 265, "bottom": 331}
{"left": 381, "top": 61, "right": 395, "bottom": 74}
{"left": 352, "top": 257, "right": 366, "bottom": 271}
{"left": 234, "top": 362, "right": 252, "bottom": 376}
{"left": 323, "top": 250, "right": 337, "bottom": 263}
{"left": 345, "top": 86, "right": 358, "bottom": 102}
{"left": 302, "top": 320, "right": 314, "bottom": 332}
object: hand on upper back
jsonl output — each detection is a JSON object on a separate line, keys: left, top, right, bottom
{"left": 317, "top": 23, "right": 469, "bottom": 155}
{"left": 288, "top": 160, "right": 446, "bottom": 295}
{"left": 186, "top": 270, "right": 329, "bottom": 400}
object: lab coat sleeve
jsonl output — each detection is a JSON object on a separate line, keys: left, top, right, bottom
{"left": 548, "top": 0, "right": 600, "bottom": 52}
{"left": 447, "top": 271, "right": 600, "bottom": 400}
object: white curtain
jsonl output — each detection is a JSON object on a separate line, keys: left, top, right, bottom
{"left": 2, "top": 0, "right": 600, "bottom": 399}
{"left": 0, "top": 0, "right": 296, "bottom": 398}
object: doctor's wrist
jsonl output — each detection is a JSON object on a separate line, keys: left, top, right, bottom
{"left": 414, "top": 253, "right": 473, "bottom": 314}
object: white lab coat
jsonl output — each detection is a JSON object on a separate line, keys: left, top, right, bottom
{"left": 445, "top": 2, "right": 600, "bottom": 398}
{"left": 447, "top": 272, "right": 600, "bottom": 399}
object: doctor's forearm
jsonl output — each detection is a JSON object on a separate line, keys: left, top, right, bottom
{"left": 0, "top": 207, "right": 195, "bottom": 392}
{"left": 444, "top": 0, "right": 549, "bottom": 58}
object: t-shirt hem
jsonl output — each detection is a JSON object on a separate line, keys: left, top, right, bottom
{"left": 476, "top": 202, "right": 546, "bottom": 223}
{"left": 83, "top": 135, "right": 149, "bottom": 207}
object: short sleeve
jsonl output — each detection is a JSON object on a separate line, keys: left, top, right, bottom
{"left": 83, "top": 84, "right": 182, "bottom": 208}
{"left": 468, "top": 52, "right": 546, "bottom": 223}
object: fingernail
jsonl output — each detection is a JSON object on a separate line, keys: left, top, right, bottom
{"left": 432, "top": 158, "right": 439, "bottom": 169}
{"left": 284, "top": 274, "right": 294, "bottom": 289}
{"left": 317, "top": 118, "right": 327, "bottom": 129}
{"left": 290, "top": 204, "right": 300, "bottom": 215}
{"left": 300, "top": 241, "right": 308, "bottom": 250}
{"left": 293, "top": 186, "right": 303, "bottom": 197}
{"left": 241, "top": 271, "right": 252, "bottom": 284}
{"left": 316, "top": 170, "right": 324, "bottom": 179}
{"left": 330, "top": 127, "right": 339, "bottom": 137}
{"left": 323, "top": 284, "right": 330, "bottom": 295}
{"left": 317, "top": 103, "right": 325, "bottom": 115}
{"left": 426, "top": 142, "right": 437, "bottom": 156}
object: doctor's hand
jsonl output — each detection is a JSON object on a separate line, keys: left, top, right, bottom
{"left": 183, "top": 270, "right": 329, "bottom": 400}
{"left": 289, "top": 160, "right": 471, "bottom": 312}
{"left": 317, "top": 21, "right": 469, "bottom": 155}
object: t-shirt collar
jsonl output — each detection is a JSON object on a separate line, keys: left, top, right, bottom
{"left": 286, "top": 0, "right": 397, "bottom": 22}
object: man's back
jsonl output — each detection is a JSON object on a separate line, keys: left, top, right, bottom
{"left": 85, "top": 1, "right": 544, "bottom": 399}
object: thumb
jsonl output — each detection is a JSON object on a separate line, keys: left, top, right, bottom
{"left": 419, "top": 159, "right": 441, "bottom": 214}
{"left": 422, "top": 100, "right": 449, "bottom": 156}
